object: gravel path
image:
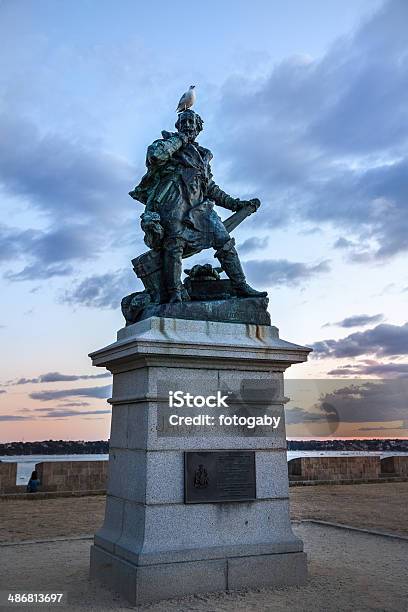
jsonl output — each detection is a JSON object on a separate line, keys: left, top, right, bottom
{"left": 1, "top": 523, "right": 407, "bottom": 612}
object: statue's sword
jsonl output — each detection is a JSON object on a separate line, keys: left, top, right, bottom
{"left": 222, "top": 202, "right": 257, "bottom": 234}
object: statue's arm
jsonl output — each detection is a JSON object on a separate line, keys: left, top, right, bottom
{"left": 206, "top": 162, "right": 261, "bottom": 213}
{"left": 206, "top": 180, "right": 242, "bottom": 211}
{"left": 147, "top": 133, "right": 187, "bottom": 165}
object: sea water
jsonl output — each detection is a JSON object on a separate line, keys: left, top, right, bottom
{"left": 1, "top": 451, "right": 407, "bottom": 486}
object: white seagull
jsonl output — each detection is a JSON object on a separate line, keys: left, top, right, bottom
{"left": 176, "top": 85, "right": 196, "bottom": 113}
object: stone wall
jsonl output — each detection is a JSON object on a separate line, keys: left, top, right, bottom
{"left": 3, "top": 456, "right": 407, "bottom": 496}
{"left": 288, "top": 456, "right": 380, "bottom": 481}
{"left": 35, "top": 461, "right": 108, "bottom": 493}
{"left": 381, "top": 456, "right": 396, "bottom": 474}
{"left": 288, "top": 458, "right": 301, "bottom": 477}
{"left": 381, "top": 456, "right": 408, "bottom": 477}
{"left": 0, "top": 461, "right": 20, "bottom": 493}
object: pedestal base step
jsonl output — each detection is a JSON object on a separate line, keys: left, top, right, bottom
{"left": 90, "top": 544, "right": 307, "bottom": 605}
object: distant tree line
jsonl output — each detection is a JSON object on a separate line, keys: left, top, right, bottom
{"left": 0, "top": 440, "right": 109, "bottom": 456}
{"left": 287, "top": 439, "right": 408, "bottom": 452}
{"left": 0, "top": 438, "right": 407, "bottom": 456}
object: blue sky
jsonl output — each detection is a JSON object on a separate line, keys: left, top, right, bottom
{"left": 0, "top": 0, "right": 407, "bottom": 441}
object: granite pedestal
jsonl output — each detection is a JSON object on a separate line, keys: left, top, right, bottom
{"left": 89, "top": 317, "right": 311, "bottom": 605}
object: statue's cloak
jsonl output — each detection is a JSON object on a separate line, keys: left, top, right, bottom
{"left": 131, "top": 136, "right": 230, "bottom": 250}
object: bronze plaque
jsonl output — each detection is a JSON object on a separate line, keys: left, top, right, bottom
{"left": 184, "top": 451, "right": 256, "bottom": 503}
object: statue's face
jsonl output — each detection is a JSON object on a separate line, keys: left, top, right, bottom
{"left": 178, "top": 114, "right": 200, "bottom": 142}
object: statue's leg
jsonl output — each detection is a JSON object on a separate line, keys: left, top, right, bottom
{"left": 162, "top": 236, "right": 185, "bottom": 304}
{"left": 214, "top": 237, "right": 268, "bottom": 298}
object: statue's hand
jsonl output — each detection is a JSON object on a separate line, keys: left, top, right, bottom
{"left": 140, "top": 212, "right": 164, "bottom": 250}
{"left": 161, "top": 130, "right": 188, "bottom": 146}
{"left": 237, "top": 198, "right": 261, "bottom": 213}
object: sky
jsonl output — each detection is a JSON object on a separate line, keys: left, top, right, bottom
{"left": 0, "top": 0, "right": 407, "bottom": 442}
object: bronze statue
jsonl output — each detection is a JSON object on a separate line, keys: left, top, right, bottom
{"left": 123, "top": 109, "right": 269, "bottom": 325}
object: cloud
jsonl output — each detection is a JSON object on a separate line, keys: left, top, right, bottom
{"left": 358, "top": 424, "right": 406, "bottom": 431}
{"left": 312, "top": 321, "right": 408, "bottom": 358}
{"left": 0, "top": 225, "right": 39, "bottom": 263}
{"left": 333, "top": 237, "right": 354, "bottom": 249}
{"left": 61, "top": 269, "right": 140, "bottom": 309}
{"left": 0, "top": 415, "right": 32, "bottom": 421}
{"left": 285, "top": 403, "right": 338, "bottom": 425}
{"left": 327, "top": 361, "right": 408, "bottom": 378}
{"left": 239, "top": 236, "right": 269, "bottom": 255}
{"left": 285, "top": 402, "right": 339, "bottom": 436}
{"left": 299, "top": 227, "right": 322, "bottom": 236}
{"left": 214, "top": 0, "right": 408, "bottom": 260}
{"left": 324, "top": 313, "right": 384, "bottom": 329}
{"left": 244, "top": 258, "right": 330, "bottom": 287}
{"left": 312, "top": 380, "right": 408, "bottom": 424}
{"left": 0, "top": 390, "right": 6, "bottom": 394}
{"left": 29, "top": 384, "right": 111, "bottom": 402}
{"left": 39, "top": 408, "right": 111, "bottom": 419}
{"left": 5, "top": 261, "right": 74, "bottom": 282}
{"left": 57, "top": 402, "right": 91, "bottom": 407}
{"left": 0, "top": 222, "right": 100, "bottom": 280}
{"left": 0, "top": 109, "right": 141, "bottom": 281}
{"left": 10, "top": 371, "right": 111, "bottom": 385}
{"left": 0, "top": 114, "right": 134, "bottom": 222}
{"left": 285, "top": 376, "right": 408, "bottom": 435}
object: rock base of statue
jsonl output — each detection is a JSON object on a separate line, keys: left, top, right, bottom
{"left": 89, "top": 317, "right": 310, "bottom": 605}
{"left": 122, "top": 294, "right": 271, "bottom": 326}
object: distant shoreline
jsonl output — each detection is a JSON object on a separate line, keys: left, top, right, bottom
{"left": 0, "top": 441, "right": 109, "bottom": 456}
{"left": 2, "top": 450, "right": 408, "bottom": 486}
{"left": 1, "top": 438, "right": 407, "bottom": 456}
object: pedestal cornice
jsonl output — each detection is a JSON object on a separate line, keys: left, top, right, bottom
{"left": 89, "top": 317, "right": 312, "bottom": 371}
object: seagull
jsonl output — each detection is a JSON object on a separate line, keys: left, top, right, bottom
{"left": 176, "top": 85, "right": 196, "bottom": 113}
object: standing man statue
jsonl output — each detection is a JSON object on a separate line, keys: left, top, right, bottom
{"left": 129, "top": 109, "right": 267, "bottom": 304}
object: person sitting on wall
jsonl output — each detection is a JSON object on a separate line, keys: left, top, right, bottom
{"left": 26, "top": 470, "right": 40, "bottom": 493}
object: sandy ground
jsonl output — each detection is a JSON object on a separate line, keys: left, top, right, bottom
{"left": 290, "top": 481, "right": 408, "bottom": 536}
{"left": 0, "top": 495, "right": 104, "bottom": 543}
{"left": 0, "top": 482, "right": 407, "bottom": 543}
{"left": 1, "top": 523, "right": 407, "bottom": 611}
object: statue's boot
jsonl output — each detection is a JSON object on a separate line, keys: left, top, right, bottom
{"left": 216, "top": 243, "right": 268, "bottom": 298}
{"left": 162, "top": 242, "right": 184, "bottom": 304}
